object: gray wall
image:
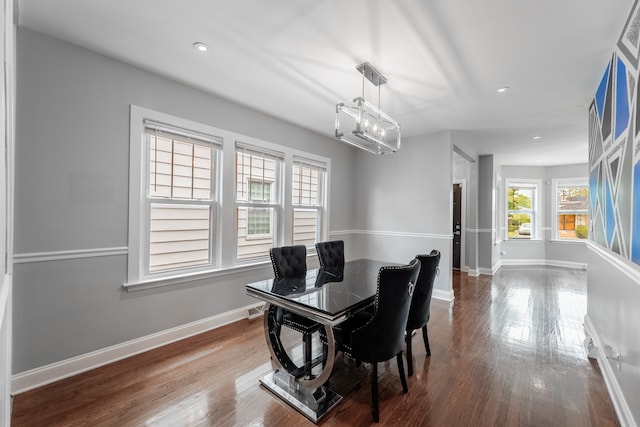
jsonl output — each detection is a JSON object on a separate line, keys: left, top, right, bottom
{"left": 587, "top": 247, "right": 640, "bottom": 424}
{"left": 478, "top": 155, "right": 496, "bottom": 271}
{"left": 352, "top": 132, "right": 454, "bottom": 299}
{"left": 14, "top": 27, "right": 458, "bottom": 376}
{"left": 14, "top": 28, "right": 357, "bottom": 373}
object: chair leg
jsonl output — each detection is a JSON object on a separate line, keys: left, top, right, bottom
{"left": 406, "top": 331, "right": 413, "bottom": 376}
{"left": 396, "top": 353, "right": 408, "bottom": 393}
{"left": 322, "top": 342, "right": 328, "bottom": 369}
{"left": 303, "top": 333, "right": 312, "bottom": 375}
{"left": 422, "top": 325, "right": 431, "bottom": 356}
{"left": 371, "top": 362, "right": 379, "bottom": 422}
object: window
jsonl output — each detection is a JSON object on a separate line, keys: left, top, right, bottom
{"left": 235, "top": 144, "right": 283, "bottom": 261}
{"left": 292, "top": 157, "right": 327, "bottom": 247}
{"left": 247, "top": 181, "right": 272, "bottom": 236}
{"left": 146, "top": 126, "right": 220, "bottom": 273}
{"left": 506, "top": 181, "right": 539, "bottom": 239}
{"left": 128, "top": 106, "right": 222, "bottom": 283}
{"left": 554, "top": 179, "right": 588, "bottom": 240}
{"left": 128, "top": 106, "right": 330, "bottom": 288}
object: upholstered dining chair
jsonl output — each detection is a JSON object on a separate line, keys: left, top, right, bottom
{"left": 405, "top": 249, "right": 441, "bottom": 376}
{"left": 333, "top": 258, "right": 421, "bottom": 422}
{"left": 269, "top": 245, "right": 323, "bottom": 376}
{"left": 314, "top": 240, "right": 345, "bottom": 276}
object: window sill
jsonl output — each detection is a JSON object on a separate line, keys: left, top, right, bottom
{"left": 504, "top": 238, "right": 544, "bottom": 242}
{"left": 123, "top": 260, "right": 273, "bottom": 292}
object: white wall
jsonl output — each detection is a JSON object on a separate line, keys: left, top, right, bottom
{"left": 14, "top": 28, "right": 357, "bottom": 376}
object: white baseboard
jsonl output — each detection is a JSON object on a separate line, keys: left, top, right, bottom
{"left": 584, "top": 315, "right": 637, "bottom": 427}
{"left": 432, "top": 289, "right": 454, "bottom": 302}
{"left": 467, "top": 269, "right": 479, "bottom": 277}
{"left": 500, "top": 259, "right": 587, "bottom": 269}
{"left": 11, "top": 302, "right": 264, "bottom": 395}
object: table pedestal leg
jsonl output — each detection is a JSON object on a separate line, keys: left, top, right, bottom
{"left": 260, "top": 304, "right": 341, "bottom": 423}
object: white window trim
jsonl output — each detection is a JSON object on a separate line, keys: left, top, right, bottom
{"left": 128, "top": 106, "right": 224, "bottom": 284}
{"left": 292, "top": 156, "right": 328, "bottom": 249}
{"left": 551, "top": 177, "right": 588, "bottom": 241}
{"left": 233, "top": 142, "right": 285, "bottom": 264}
{"left": 127, "top": 105, "right": 331, "bottom": 290}
{"left": 505, "top": 178, "right": 542, "bottom": 241}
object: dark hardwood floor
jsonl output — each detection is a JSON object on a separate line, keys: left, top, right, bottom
{"left": 11, "top": 267, "right": 618, "bottom": 426}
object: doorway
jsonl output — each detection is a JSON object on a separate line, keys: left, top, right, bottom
{"left": 452, "top": 183, "right": 463, "bottom": 270}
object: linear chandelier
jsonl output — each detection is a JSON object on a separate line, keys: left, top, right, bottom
{"left": 335, "top": 62, "right": 401, "bottom": 155}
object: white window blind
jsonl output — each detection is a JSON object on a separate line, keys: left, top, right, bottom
{"left": 235, "top": 143, "right": 284, "bottom": 260}
{"left": 292, "top": 156, "right": 327, "bottom": 247}
{"left": 145, "top": 123, "right": 219, "bottom": 273}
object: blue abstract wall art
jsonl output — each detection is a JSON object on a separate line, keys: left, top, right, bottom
{"left": 589, "top": 0, "right": 640, "bottom": 263}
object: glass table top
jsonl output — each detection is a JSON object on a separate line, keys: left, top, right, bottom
{"left": 246, "top": 259, "right": 394, "bottom": 321}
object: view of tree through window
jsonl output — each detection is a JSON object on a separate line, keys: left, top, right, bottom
{"left": 507, "top": 184, "right": 536, "bottom": 239}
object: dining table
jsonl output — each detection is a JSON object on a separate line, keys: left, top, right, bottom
{"left": 245, "top": 258, "right": 393, "bottom": 423}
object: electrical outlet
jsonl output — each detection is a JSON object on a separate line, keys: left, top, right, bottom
{"left": 604, "top": 344, "right": 622, "bottom": 371}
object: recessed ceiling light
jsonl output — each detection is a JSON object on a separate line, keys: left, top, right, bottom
{"left": 193, "top": 42, "right": 209, "bottom": 52}
{"left": 497, "top": 86, "right": 510, "bottom": 93}
{"left": 531, "top": 136, "right": 542, "bottom": 140}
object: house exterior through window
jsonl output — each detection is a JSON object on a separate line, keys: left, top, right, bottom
{"left": 292, "top": 157, "right": 327, "bottom": 247}
{"left": 147, "top": 129, "right": 218, "bottom": 272}
{"left": 235, "top": 144, "right": 283, "bottom": 261}
{"left": 554, "top": 179, "right": 588, "bottom": 240}
{"left": 128, "top": 106, "right": 330, "bottom": 288}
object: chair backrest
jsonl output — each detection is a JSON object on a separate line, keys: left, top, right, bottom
{"left": 315, "top": 240, "right": 345, "bottom": 274}
{"left": 269, "top": 245, "right": 307, "bottom": 279}
{"left": 350, "top": 258, "right": 421, "bottom": 363}
{"left": 406, "top": 250, "right": 441, "bottom": 332}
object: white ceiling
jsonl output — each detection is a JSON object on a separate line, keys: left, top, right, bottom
{"left": 17, "top": 0, "right": 635, "bottom": 165}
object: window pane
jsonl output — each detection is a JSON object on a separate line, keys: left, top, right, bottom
{"left": 149, "top": 135, "right": 212, "bottom": 201}
{"left": 558, "top": 186, "right": 588, "bottom": 211}
{"left": 293, "top": 209, "right": 318, "bottom": 246}
{"left": 236, "top": 151, "right": 277, "bottom": 203}
{"left": 507, "top": 184, "right": 536, "bottom": 240}
{"left": 293, "top": 164, "right": 321, "bottom": 206}
{"left": 557, "top": 185, "right": 588, "bottom": 240}
{"left": 249, "top": 181, "right": 271, "bottom": 203}
{"left": 247, "top": 208, "right": 271, "bottom": 235}
{"left": 508, "top": 213, "right": 531, "bottom": 239}
{"left": 508, "top": 186, "right": 534, "bottom": 210}
{"left": 149, "top": 203, "right": 211, "bottom": 271}
{"left": 236, "top": 207, "right": 274, "bottom": 260}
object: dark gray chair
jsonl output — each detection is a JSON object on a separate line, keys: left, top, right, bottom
{"left": 333, "top": 258, "right": 421, "bottom": 422}
{"left": 269, "top": 245, "right": 323, "bottom": 376}
{"left": 405, "top": 249, "right": 441, "bottom": 376}
{"left": 315, "top": 240, "right": 345, "bottom": 276}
